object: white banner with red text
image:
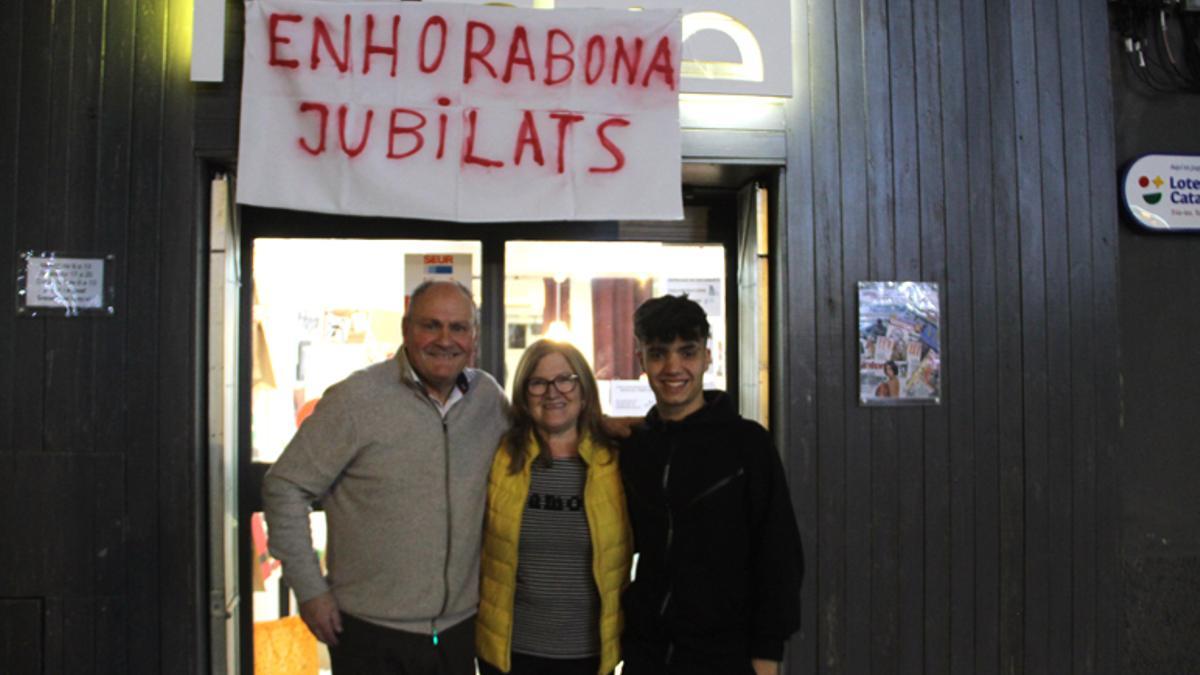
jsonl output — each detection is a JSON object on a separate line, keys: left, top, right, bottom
{"left": 237, "top": 0, "right": 683, "bottom": 222}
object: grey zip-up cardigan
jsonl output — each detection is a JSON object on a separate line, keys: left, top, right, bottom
{"left": 263, "top": 349, "right": 509, "bottom": 634}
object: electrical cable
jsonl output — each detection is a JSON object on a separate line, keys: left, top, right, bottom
{"left": 1158, "top": 7, "right": 1200, "bottom": 87}
{"left": 1111, "top": 0, "right": 1200, "bottom": 94}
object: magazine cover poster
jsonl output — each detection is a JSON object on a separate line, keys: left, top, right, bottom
{"left": 858, "top": 281, "right": 941, "bottom": 406}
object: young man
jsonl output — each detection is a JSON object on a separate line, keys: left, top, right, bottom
{"left": 619, "top": 294, "right": 804, "bottom": 675}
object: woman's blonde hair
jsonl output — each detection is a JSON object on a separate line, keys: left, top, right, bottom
{"left": 504, "top": 339, "right": 612, "bottom": 473}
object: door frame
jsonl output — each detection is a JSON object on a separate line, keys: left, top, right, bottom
{"left": 228, "top": 194, "right": 742, "bottom": 672}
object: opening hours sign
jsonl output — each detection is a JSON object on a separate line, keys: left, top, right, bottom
{"left": 237, "top": 0, "right": 683, "bottom": 222}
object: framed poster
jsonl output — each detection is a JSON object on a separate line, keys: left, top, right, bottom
{"left": 858, "top": 281, "right": 941, "bottom": 406}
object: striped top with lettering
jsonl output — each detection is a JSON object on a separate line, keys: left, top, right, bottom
{"left": 511, "top": 456, "right": 600, "bottom": 658}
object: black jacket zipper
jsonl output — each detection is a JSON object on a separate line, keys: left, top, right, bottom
{"left": 685, "top": 467, "right": 745, "bottom": 509}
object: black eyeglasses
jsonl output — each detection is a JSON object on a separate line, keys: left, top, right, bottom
{"left": 526, "top": 374, "right": 580, "bottom": 396}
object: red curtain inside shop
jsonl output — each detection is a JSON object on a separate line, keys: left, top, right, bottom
{"left": 591, "top": 278, "right": 652, "bottom": 380}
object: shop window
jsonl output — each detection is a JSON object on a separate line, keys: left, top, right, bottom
{"left": 504, "top": 241, "right": 726, "bottom": 416}
{"left": 251, "top": 239, "right": 482, "bottom": 463}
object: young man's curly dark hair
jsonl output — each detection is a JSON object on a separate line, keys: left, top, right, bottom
{"left": 633, "top": 294, "right": 710, "bottom": 345}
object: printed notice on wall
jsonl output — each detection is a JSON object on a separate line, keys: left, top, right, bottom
{"left": 609, "top": 379, "right": 657, "bottom": 417}
{"left": 236, "top": 0, "right": 683, "bottom": 222}
{"left": 665, "top": 278, "right": 722, "bottom": 317}
{"left": 16, "top": 251, "right": 116, "bottom": 317}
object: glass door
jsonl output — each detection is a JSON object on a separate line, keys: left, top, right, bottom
{"left": 503, "top": 241, "right": 728, "bottom": 417}
{"left": 246, "top": 237, "right": 483, "bottom": 673}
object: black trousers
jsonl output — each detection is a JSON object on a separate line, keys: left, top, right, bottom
{"left": 328, "top": 613, "right": 475, "bottom": 675}
{"left": 478, "top": 651, "right": 605, "bottom": 675}
{"left": 621, "top": 656, "right": 754, "bottom": 675}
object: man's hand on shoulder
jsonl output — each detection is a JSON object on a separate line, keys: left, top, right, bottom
{"left": 601, "top": 415, "right": 642, "bottom": 439}
{"left": 751, "top": 658, "right": 779, "bottom": 675}
{"left": 300, "top": 592, "right": 343, "bottom": 646}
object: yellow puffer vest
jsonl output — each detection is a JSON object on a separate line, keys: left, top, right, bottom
{"left": 475, "top": 432, "right": 632, "bottom": 675}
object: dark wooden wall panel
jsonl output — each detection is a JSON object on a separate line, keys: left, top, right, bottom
{"left": 45, "top": 0, "right": 104, "bottom": 457}
{"left": 784, "top": 0, "right": 820, "bottom": 671}
{"left": 834, "top": 0, "right": 870, "bottom": 672}
{"left": 809, "top": 0, "right": 847, "bottom": 669}
{"left": 93, "top": 0, "right": 136, "bottom": 459}
{"left": 0, "top": 455, "right": 124, "bottom": 596}
{"left": 862, "top": 3, "right": 901, "bottom": 673}
{"left": 1010, "top": 0, "right": 1050, "bottom": 672}
{"left": 0, "top": 456, "right": 126, "bottom": 672}
{"left": 783, "top": 0, "right": 1120, "bottom": 673}
{"left": 0, "top": 598, "right": 42, "bottom": 675}
{"left": 986, "top": 1, "right": 1027, "bottom": 673}
{"left": 1058, "top": 0, "right": 1098, "bottom": 671}
{"left": 961, "top": 0, "right": 1003, "bottom": 671}
{"left": 0, "top": 0, "right": 202, "bottom": 670}
{"left": 1031, "top": 3, "right": 1074, "bottom": 675}
{"left": 12, "top": 0, "right": 50, "bottom": 455}
{"left": 124, "top": 0, "right": 169, "bottom": 665}
{"left": 888, "top": 3, "right": 928, "bottom": 673}
{"left": 937, "top": 1, "right": 975, "bottom": 673}
{"left": 49, "top": 596, "right": 128, "bottom": 675}
{"left": 913, "top": 0, "right": 950, "bottom": 669}
{"left": 158, "top": 2, "right": 204, "bottom": 671}
{"left": 0, "top": 0, "right": 19, "bottom": 456}
{"left": 1082, "top": 1, "right": 1122, "bottom": 669}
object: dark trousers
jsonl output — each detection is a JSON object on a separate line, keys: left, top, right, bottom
{"left": 621, "top": 656, "right": 754, "bottom": 675}
{"left": 478, "top": 651, "right": 605, "bottom": 675}
{"left": 329, "top": 613, "right": 475, "bottom": 675}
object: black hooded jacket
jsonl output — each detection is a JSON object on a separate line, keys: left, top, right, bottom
{"left": 620, "top": 391, "right": 804, "bottom": 672}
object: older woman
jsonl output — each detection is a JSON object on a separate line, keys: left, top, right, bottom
{"left": 476, "top": 340, "right": 632, "bottom": 675}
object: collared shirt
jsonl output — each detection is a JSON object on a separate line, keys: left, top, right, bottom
{"left": 400, "top": 347, "right": 476, "bottom": 418}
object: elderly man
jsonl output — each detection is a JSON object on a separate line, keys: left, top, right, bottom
{"left": 263, "top": 280, "right": 509, "bottom": 675}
